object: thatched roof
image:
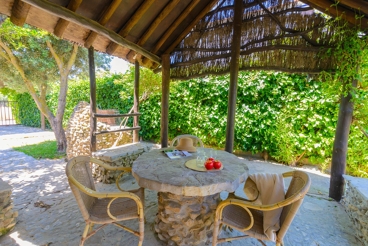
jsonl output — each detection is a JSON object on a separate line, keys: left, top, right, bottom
{"left": 0, "top": 0, "right": 367, "bottom": 79}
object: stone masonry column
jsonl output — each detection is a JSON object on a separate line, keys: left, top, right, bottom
{"left": 155, "top": 192, "right": 220, "bottom": 246}
{"left": 0, "top": 179, "right": 17, "bottom": 236}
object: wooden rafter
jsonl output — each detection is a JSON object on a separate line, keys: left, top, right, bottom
{"left": 188, "top": 6, "right": 314, "bottom": 34}
{"left": 338, "top": 0, "right": 368, "bottom": 16}
{"left": 171, "top": 66, "right": 325, "bottom": 80}
{"left": 106, "top": 0, "right": 155, "bottom": 55}
{"left": 300, "top": 0, "right": 368, "bottom": 30}
{"left": 150, "top": 0, "right": 201, "bottom": 55}
{"left": 54, "top": 0, "right": 83, "bottom": 38}
{"left": 84, "top": 0, "right": 123, "bottom": 48}
{"left": 174, "top": 26, "right": 328, "bottom": 53}
{"left": 171, "top": 45, "right": 324, "bottom": 67}
{"left": 163, "top": 0, "right": 219, "bottom": 54}
{"left": 22, "top": 0, "right": 161, "bottom": 64}
{"left": 204, "top": 0, "right": 268, "bottom": 18}
{"left": 192, "top": 0, "right": 227, "bottom": 48}
{"left": 10, "top": 0, "right": 31, "bottom": 26}
{"left": 257, "top": 0, "right": 320, "bottom": 46}
{"left": 126, "top": 0, "right": 181, "bottom": 60}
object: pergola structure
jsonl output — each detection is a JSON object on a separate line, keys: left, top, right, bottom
{"left": 0, "top": 0, "right": 367, "bottom": 201}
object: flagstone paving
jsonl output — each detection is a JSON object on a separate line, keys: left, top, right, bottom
{"left": 0, "top": 125, "right": 363, "bottom": 246}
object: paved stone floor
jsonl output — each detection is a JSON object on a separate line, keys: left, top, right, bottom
{"left": 0, "top": 125, "right": 363, "bottom": 246}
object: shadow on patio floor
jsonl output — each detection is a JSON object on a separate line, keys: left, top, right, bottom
{"left": 0, "top": 125, "right": 362, "bottom": 246}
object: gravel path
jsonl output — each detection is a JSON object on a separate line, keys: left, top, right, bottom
{"left": 0, "top": 125, "right": 363, "bottom": 246}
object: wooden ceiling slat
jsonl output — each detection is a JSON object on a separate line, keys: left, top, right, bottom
{"left": 54, "top": 0, "right": 83, "bottom": 38}
{"left": 84, "top": 0, "right": 123, "bottom": 48}
{"left": 106, "top": 0, "right": 155, "bottom": 55}
{"left": 126, "top": 0, "right": 181, "bottom": 60}
{"left": 22, "top": 0, "right": 161, "bottom": 64}
{"left": 339, "top": 0, "right": 368, "bottom": 15}
{"left": 150, "top": 0, "right": 202, "bottom": 55}
{"left": 10, "top": 0, "right": 31, "bottom": 26}
{"left": 163, "top": 0, "right": 218, "bottom": 55}
{"left": 301, "top": 0, "right": 368, "bottom": 30}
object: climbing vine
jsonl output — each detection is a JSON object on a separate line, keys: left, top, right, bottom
{"left": 318, "top": 6, "right": 368, "bottom": 177}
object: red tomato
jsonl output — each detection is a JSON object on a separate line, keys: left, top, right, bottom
{"left": 213, "top": 160, "right": 222, "bottom": 169}
{"left": 207, "top": 157, "right": 215, "bottom": 161}
{"left": 205, "top": 160, "right": 214, "bottom": 170}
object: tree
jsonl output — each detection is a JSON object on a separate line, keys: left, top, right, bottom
{"left": 0, "top": 18, "right": 112, "bottom": 152}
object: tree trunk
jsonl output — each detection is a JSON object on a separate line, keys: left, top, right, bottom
{"left": 47, "top": 42, "right": 78, "bottom": 153}
{"left": 52, "top": 117, "right": 67, "bottom": 152}
{"left": 329, "top": 79, "right": 357, "bottom": 201}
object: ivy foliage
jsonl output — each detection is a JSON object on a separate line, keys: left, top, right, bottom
{"left": 316, "top": 8, "right": 368, "bottom": 177}
{"left": 139, "top": 71, "right": 367, "bottom": 177}
{"left": 8, "top": 70, "right": 368, "bottom": 177}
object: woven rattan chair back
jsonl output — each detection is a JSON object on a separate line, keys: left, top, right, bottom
{"left": 66, "top": 156, "right": 145, "bottom": 246}
{"left": 66, "top": 156, "right": 97, "bottom": 221}
{"left": 212, "top": 170, "right": 311, "bottom": 246}
{"left": 277, "top": 171, "right": 310, "bottom": 243}
{"left": 171, "top": 134, "right": 204, "bottom": 147}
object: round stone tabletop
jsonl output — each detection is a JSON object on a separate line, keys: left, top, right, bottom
{"left": 132, "top": 148, "right": 249, "bottom": 196}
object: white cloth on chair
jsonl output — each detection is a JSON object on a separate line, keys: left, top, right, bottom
{"left": 245, "top": 173, "right": 285, "bottom": 241}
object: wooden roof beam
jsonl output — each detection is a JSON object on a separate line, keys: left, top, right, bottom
{"left": 144, "top": 0, "right": 218, "bottom": 67}
{"left": 301, "top": 0, "right": 368, "bottom": 30}
{"left": 338, "top": 0, "right": 368, "bottom": 16}
{"left": 126, "top": 0, "right": 181, "bottom": 60}
{"left": 10, "top": 0, "right": 31, "bottom": 26}
{"left": 150, "top": 0, "right": 202, "bottom": 55}
{"left": 22, "top": 0, "right": 161, "bottom": 64}
{"left": 106, "top": 0, "right": 155, "bottom": 55}
{"left": 54, "top": 0, "right": 83, "bottom": 38}
{"left": 84, "top": 0, "right": 122, "bottom": 48}
{"left": 163, "top": 0, "right": 219, "bottom": 55}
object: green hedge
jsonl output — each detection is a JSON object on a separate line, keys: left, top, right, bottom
{"left": 9, "top": 71, "right": 368, "bottom": 177}
{"left": 13, "top": 93, "right": 44, "bottom": 127}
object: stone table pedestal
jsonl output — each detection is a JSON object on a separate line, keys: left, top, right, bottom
{"left": 132, "top": 148, "right": 249, "bottom": 245}
{"left": 155, "top": 192, "right": 220, "bottom": 245}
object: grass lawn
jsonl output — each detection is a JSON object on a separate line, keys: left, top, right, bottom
{"left": 13, "top": 140, "right": 66, "bottom": 159}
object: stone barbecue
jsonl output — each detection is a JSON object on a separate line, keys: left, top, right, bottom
{"left": 65, "top": 101, "right": 132, "bottom": 160}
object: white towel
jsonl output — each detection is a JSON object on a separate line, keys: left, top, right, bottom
{"left": 246, "top": 173, "right": 285, "bottom": 241}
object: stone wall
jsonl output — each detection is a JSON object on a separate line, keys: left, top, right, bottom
{"left": 92, "top": 142, "right": 155, "bottom": 183}
{"left": 66, "top": 101, "right": 132, "bottom": 159}
{"left": 0, "top": 179, "right": 17, "bottom": 236}
{"left": 342, "top": 175, "right": 368, "bottom": 246}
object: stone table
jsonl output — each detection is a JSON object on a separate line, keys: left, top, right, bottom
{"left": 132, "top": 148, "right": 249, "bottom": 246}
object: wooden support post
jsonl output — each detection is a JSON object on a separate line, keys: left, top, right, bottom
{"left": 133, "top": 60, "right": 140, "bottom": 143}
{"left": 161, "top": 54, "right": 170, "bottom": 148}
{"left": 88, "top": 47, "right": 97, "bottom": 153}
{"left": 329, "top": 79, "right": 357, "bottom": 201}
{"left": 225, "top": 0, "right": 243, "bottom": 153}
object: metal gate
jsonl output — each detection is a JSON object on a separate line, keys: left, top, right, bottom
{"left": 0, "top": 101, "right": 18, "bottom": 125}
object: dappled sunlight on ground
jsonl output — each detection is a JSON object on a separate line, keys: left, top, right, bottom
{"left": 0, "top": 126, "right": 363, "bottom": 246}
{"left": 8, "top": 232, "right": 37, "bottom": 246}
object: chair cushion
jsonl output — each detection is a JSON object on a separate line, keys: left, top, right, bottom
{"left": 88, "top": 188, "right": 144, "bottom": 223}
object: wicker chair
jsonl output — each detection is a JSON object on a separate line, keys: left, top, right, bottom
{"left": 65, "top": 156, "right": 145, "bottom": 246}
{"left": 212, "top": 170, "right": 311, "bottom": 246}
{"left": 171, "top": 134, "right": 204, "bottom": 147}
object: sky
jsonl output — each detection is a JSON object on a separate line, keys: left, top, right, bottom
{"left": 110, "top": 57, "right": 130, "bottom": 74}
